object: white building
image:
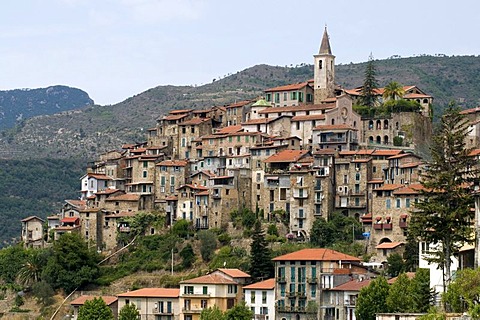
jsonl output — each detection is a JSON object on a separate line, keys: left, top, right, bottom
{"left": 80, "top": 173, "right": 111, "bottom": 199}
{"left": 243, "top": 278, "right": 275, "bottom": 320}
{"left": 117, "top": 288, "right": 180, "bottom": 320}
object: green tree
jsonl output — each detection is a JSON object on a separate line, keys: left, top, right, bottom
{"left": 0, "top": 244, "right": 28, "bottom": 284}
{"left": 180, "top": 243, "right": 195, "bottom": 269}
{"left": 78, "top": 297, "right": 114, "bottom": 320}
{"left": 386, "top": 253, "right": 405, "bottom": 277}
{"left": 360, "top": 53, "right": 379, "bottom": 108}
{"left": 172, "top": 219, "right": 194, "bottom": 239}
{"left": 200, "top": 305, "right": 225, "bottom": 320}
{"left": 383, "top": 81, "right": 405, "bottom": 101}
{"left": 443, "top": 268, "right": 480, "bottom": 314}
{"left": 224, "top": 302, "right": 253, "bottom": 320}
{"left": 387, "top": 273, "right": 414, "bottom": 312}
{"left": 356, "top": 276, "right": 390, "bottom": 320}
{"left": 118, "top": 302, "right": 140, "bottom": 320}
{"left": 410, "top": 268, "right": 432, "bottom": 312}
{"left": 17, "top": 249, "right": 49, "bottom": 287}
{"left": 198, "top": 230, "right": 217, "bottom": 262}
{"left": 32, "top": 280, "right": 55, "bottom": 306}
{"left": 249, "top": 220, "right": 274, "bottom": 281}
{"left": 42, "top": 233, "right": 100, "bottom": 293}
{"left": 310, "top": 217, "right": 335, "bottom": 247}
{"left": 409, "top": 105, "right": 476, "bottom": 300}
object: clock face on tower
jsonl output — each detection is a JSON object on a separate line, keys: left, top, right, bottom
{"left": 341, "top": 107, "right": 348, "bottom": 119}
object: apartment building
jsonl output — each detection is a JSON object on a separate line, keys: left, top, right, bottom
{"left": 244, "top": 278, "right": 275, "bottom": 320}
{"left": 117, "top": 288, "right": 180, "bottom": 320}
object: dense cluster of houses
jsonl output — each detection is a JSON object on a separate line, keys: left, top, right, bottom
{"left": 21, "top": 28, "right": 480, "bottom": 318}
{"left": 69, "top": 248, "right": 382, "bottom": 320}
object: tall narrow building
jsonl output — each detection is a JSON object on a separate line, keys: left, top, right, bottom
{"left": 314, "top": 27, "right": 335, "bottom": 103}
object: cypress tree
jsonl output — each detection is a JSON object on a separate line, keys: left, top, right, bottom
{"left": 249, "top": 220, "right": 274, "bottom": 281}
{"left": 361, "top": 53, "right": 379, "bottom": 108}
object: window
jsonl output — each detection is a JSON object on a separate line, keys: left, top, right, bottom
{"left": 201, "top": 299, "right": 207, "bottom": 308}
{"left": 228, "top": 284, "right": 237, "bottom": 294}
{"left": 396, "top": 198, "right": 401, "bottom": 208}
{"left": 184, "top": 286, "right": 194, "bottom": 294}
{"left": 251, "top": 291, "right": 256, "bottom": 303}
{"left": 275, "top": 93, "right": 280, "bottom": 103}
{"left": 262, "top": 291, "right": 267, "bottom": 304}
{"left": 280, "top": 188, "right": 287, "bottom": 200}
{"left": 203, "top": 286, "right": 208, "bottom": 294}
{"left": 406, "top": 198, "right": 411, "bottom": 208}
{"left": 143, "top": 161, "right": 148, "bottom": 168}
{"left": 290, "top": 92, "right": 297, "bottom": 100}
{"left": 386, "top": 199, "right": 391, "bottom": 209}
{"left": 143, "top": 171, "right": 147, "bottom": 178}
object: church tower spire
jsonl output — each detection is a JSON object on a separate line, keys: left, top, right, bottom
{"left": 314, "top": 27, "right": 335, "bottom": 103}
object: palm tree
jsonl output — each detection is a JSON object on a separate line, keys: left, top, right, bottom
{"left": 17, "top": 251, "right": 43, "bottom": 287}
{"left": 383, "top": 81, "right": 405, "bottom": 101}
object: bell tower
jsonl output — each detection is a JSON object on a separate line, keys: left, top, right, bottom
{"left": 314, "top": 27, "right": 335, "bottom": 103}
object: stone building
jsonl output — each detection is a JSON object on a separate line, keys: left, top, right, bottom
{"left": 21, "top": 216, "right": 44, "bottom": 248}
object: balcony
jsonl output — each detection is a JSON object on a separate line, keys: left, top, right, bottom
{"left": 399, "top": 220, "right": 408, "bottom": 228}
{"left": 182, "top": 293, "right": 211, "bottom": 298}
{"left": 373, "top": 223, "right": 383, "bottom": 230}
{"left": 152, "top": 308, "right": 173, "bottom": 315}
{"left": 277, "top": 277, "right": 286, "bottom": 283}
{"left": 383, "top": 223, "right": 392, "bottom": 230}
{"left": 182, "top": 308, "right": 203, "bottom": 314}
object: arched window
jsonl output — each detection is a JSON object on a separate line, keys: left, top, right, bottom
{"left": 384, "top": 120, "right": 389, "bottom": 129}
{"left": 376, "top": 136, "right": 381, "bottom": 144}
{"left": 319, "top": 60, "right": 323, "bottom": 69}
{"left": 331, "top": 119, "right": 335, "bottom": 125}
{"left": 384, "top": 135, "right": 389, "bottom": 144}
{"left": 423, "top": 99, "right": 429, "bottom": 104}
{"left": 376, "top": 120, "right": 381, "bottom": 130}
{"left": 369, "top": 120, "right": 374, "bottom": 130}
{"left": 369, "top": 136, "right": 374, "bottom": 143}
{"left": 395, "top": 122, "right": 399, "bottom": 130}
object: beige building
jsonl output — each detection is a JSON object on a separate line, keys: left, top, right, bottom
{"left": 117, "top": 288, "right": 180, "bottom": 320}
{"left": 70, "top": 295, "right": 118, "bottom": 320}
{"left": 265, "top": 82, "right": 314, "bottom": 107}
{"left": 21, "top": 216, "right": 44, "bottom": 248}
{"left": 273, "top": 248, "right": 365, "bottom": 320}
{"left": 179, "top": 269, "right": 250, "bottom": 320}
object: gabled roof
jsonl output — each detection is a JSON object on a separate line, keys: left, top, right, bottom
{"left": 169, "top": 109, "right": 193, "bottom": 114}
{"left": 264, "top": 81, "right": 311, "bottom": 93}
{"left": 375, "top": 242, "right": 404, "bottom": 249}
{"left": 163, "top": 114, "right": 188, "bottom": 121}
{"left": 181, "top": 273, "right": 236, "bottom": 285}
{"left": 216, "top": 125, "right": 243, "bottom": 134}
{"left": 217, "top": 268, "right": 251, "bottom": 278}
{"left": 83, "top": 173, "right": 111, "bottom": 180}
{"left": 117, "top": 288, "right": 180, "bottom": 298}
{"left": 61, "top": 217, "right": 79, "bottom": 224}
{"left": 157, "top": 160, "right": 188, "bottom": 167}
{"left": 272, "top": 248, "right": 361, "bottom": 262}
{"left": 243, "top": 278, "right": 275, "bottom": 290}
{"left": 21, "top": 215, "right": 44, "bottom": 223}
{"left": 330, "top": 279, "right": 371, "bottom": 291}
{"left": 264, "top": 150, "right": 309, "bottom": 163}
{"left": 393, "top": 186, "right": 420, "bottom": 195}
{"left": 461, "top": 107, "right": 480, "bottom": 115}
{"left": 70, "top": 295, "right": 117, "bottom": 306}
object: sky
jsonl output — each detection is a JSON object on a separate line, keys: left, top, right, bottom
{"left": 0, "top": 0, "right": 479, "bottom": 106}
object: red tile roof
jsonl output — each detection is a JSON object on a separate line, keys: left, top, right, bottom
{"left": 313, "top": 148, "right": 336, "bottom": 155}
{"left": 157, "top": 160, "right": 188, "bottom": 167}
{"left": 461, "top": 107, "right": 480, "bottom": 115}
{"left": 273, "top": 248, "right": 361, "bottom": 262}
{"left": 264, "top": 81, "right": 310, "bottom": 92}
{"left": 374, "top": 184, "right": 404, "bottom": 191}
{"left": 169, "top": 109, "right": 193, "bottom": 114}
{"left": 469, "top": 149, "right": 480, "bottom": 156}
{"left": 21, "top": 215, "right": 44, "bottom": 222}
{"left": 372, "top": 150, "right": 403, "bottom": 156}
{"left": 217, "top": 268, "right": 251, "bottom": 278}
{"left": 388, "top": 272, "right": 416, "bottom": 284}
{"left": 86, "top": 173, "right": 111, "bottom": 180}
{"left": 163, "top": 114, "right": 188, "bottom": 121}
{"left": 117, "top": 288, "right": 180, "bottom": 298}
{"left": 243, "top": 278, "right": 275, "bottom": 290}
{"left": 216, "top": 125, "right": 243, "bottom": 134}
{"left": 95, "top": 188, "right": 120, "bottom": 195}
{"left": 393, "top": 186, "right": 420, "bottom": 195}
{"left": 375, "top": 242, "right": 404, "bottom": 249}
{"left": 264, "top": 150, "right": 309, "bottom": 163}
{"left": 330, "top": 279, "right": 372, "bottom": 291}
{"left": 399, "top": 162, "right": 422, "bottom": 169}
{"left": 181, "top": 273, "right": 236, "bottom": 285}
{"left": 313, "top": 124, "right": 357, "bottom": 131}
{"left": 180, "top": 117, "right": 211, "bottom": 126}
{"left": 61, "top": 217, "right": 79, "bottom": 224}
{"left": 165, "top": 195, "right": 178, "bottom": 201}
{"left": 225, "top": 100, "right": 253, "bottom": 108}
{"left": 71, "top": 295, "right": 117, "bottom": 306}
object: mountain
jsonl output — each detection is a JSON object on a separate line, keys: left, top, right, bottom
{"left": 2, "top": 55, "right": 480, "bottom": 160}
{"left": 0, "top": 85, "right": 93, "bottom": 131}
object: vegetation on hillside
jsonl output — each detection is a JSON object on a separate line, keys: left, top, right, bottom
{"left": 0, "top": 158, "right": 85, "bottom": 246}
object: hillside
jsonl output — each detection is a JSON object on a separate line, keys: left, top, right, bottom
{"left": 1, "top": 55, "right": 480, "bottom": 160}
{"left": 0, "top": 85, "right": 93, "bottom": 130}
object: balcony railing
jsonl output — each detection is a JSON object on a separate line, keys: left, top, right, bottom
{"left": 383, "top": 223, "right": 393, "bottom": 230}
{"left": 373, "top": 223, "right": 383, "bottom": 230}
{"left": 399, "top": 221, "right": 408, "bottom": 228}
{"left": 152, "top": 308, "right": 173, "bottom": 315}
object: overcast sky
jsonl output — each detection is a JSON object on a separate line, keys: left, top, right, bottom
{"left": 0, "top": 0, "right": 478, "bottom": 105}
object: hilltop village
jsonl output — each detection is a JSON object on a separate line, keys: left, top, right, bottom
{"left": 19, "top": 29, "right": 479, "bottom": 320}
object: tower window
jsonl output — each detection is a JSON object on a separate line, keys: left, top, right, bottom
{"left": 319, "top": 60, "right": 323, "bottom": 69}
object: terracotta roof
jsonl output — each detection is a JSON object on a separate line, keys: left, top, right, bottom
{"left": 403, "top": 93, "right": 432, "bottom": 99}
{"left": 292, "top": 114, "right": 326, "bottom": 121}
{"left": 330, "top": 279, "right": 372, "bottom": 291}
{"left": 243, "top": 278, "right": 275, "bottom": 290}
{"left": 61, "top": 217, "right": 79, "bottom": 224}
{"left": 211, "top": 175, "right": 234, "bottom": 179}
{"left": 181, "top": 273, "right": 236, "bottom": 285}
{"left": 313, "top": 124, "right": 357, "bottom": 131}
{"left": 387, "top": 272, "right": 416, "bottom": 284}
{"left": 399, "top": 162, "right": 422, "bottom": 169}
{"left": 461, "top": 107, "right": 480, "bottom": 115}
{"left": 218, "top": 268, "right": 251, "bottom": 278}
{"left": 95, "top": 188, "right": 120, "bottom": 195}
{"left": 105, "top": 193, "right": 141, "bottom": 201}
{"left": 264, "top": 81, "right": 310, "bottom": 93}
{"left": 264, "top": 150, "right": 309, "bottom": 163}
{"left": 258, "top": 103, "right": 335, "bottom": 114}
{"left": 180, "top": 117, "right": 211, "bottom": 126}
{"left": 178, "top": 184, "right": 209, "bottom": 191}
{"left": 169, "top": 109, "right": 193, "bottom": 114}
{"left": 375, "top": 242, "right": 404, "bottom": 249}
{"left": 469, "top": 149, "right": 480, "bottom": 156}
{"left": 313, "top": 148, "right": 336, "bottom": 155}
{"left": 351, "top": 158, "right": 371, "bottom": 163}
{"left": 85, "top": 173, "right": 111, "bottom": 180}
{"left": 117, "top": 288, "right": 180, "bottom": 298}
{"left": 374, "top": 184, "right": 404, "bottom": 191}
{"left": 196, "top": 190, "right": 209, "bottom": 196}
{"left": 226, "top": 100, "right": 253, "bottom": 108}
{"left": 157, "top": 160, "right": 188, "bottom": 167}
{"left": 165, "top": 195, "right": 178, "bottom": 201}
{"left": 372, "top": 150, "right": 403, "bottom": 156}
{"left": 163, "top": 114, "right": 188, "bottom": 121}
{"left": 65, "top": 199, "right": 87, "bottom": 208}
{"left": 241, "top": 118, "right": 273, "bottom": 125}
{"left": 367, "top": 179, "right": 384, "bottom": 184}
{"left": 216, "top": 125, "right": 243, "bottom": 134}
{"left": 273, "top": 248, "right": 361, "bottom": 262}
{"left": 21, "top": 215, "right": 44, "bottom": 222}
{"left": 71, "top": 295, "right": 117, "bottom": 306}
{"left": 393, "top": 186, "right": 420, "bottom": 195}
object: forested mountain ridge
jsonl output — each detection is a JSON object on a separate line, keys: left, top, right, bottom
{"left": 0, "top": 85, "right": 93, "bottom": 130}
